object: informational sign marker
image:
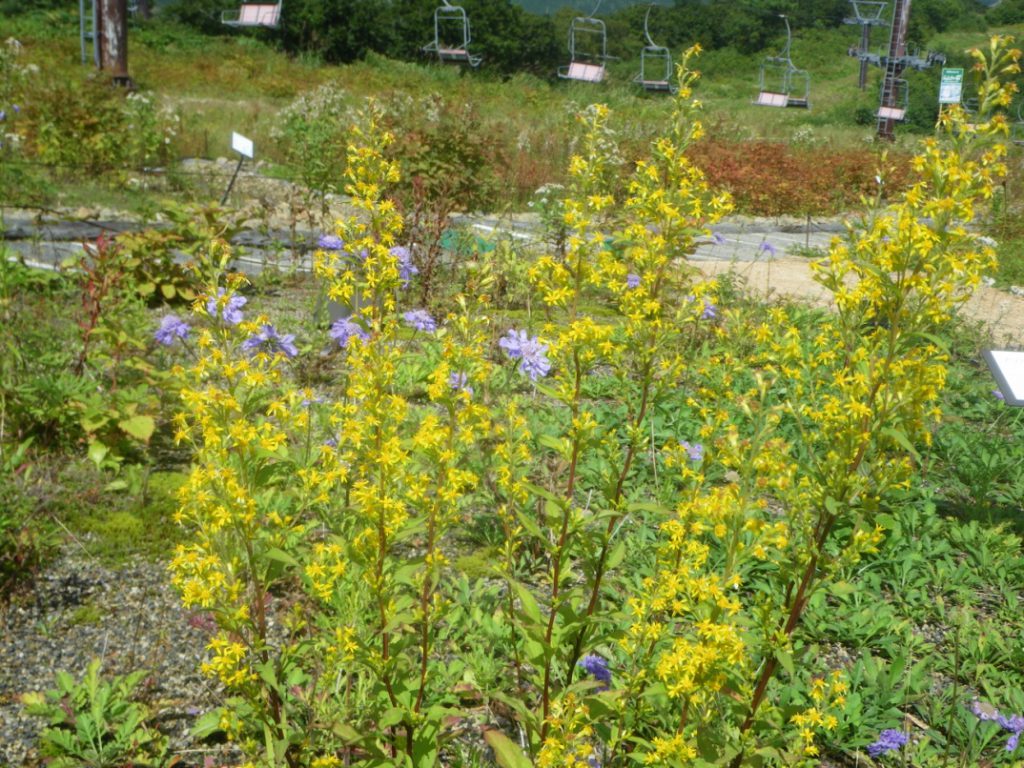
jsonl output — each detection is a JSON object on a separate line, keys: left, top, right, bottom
{"left": 983, "top": 350, "right": 1024, "bottom": 405}
{"left": 231, "top": 131, "right": 254, "bottom": 159}
{"left": 939, "top": 68, "right": 964, "bottom": 105}
{"left": 222, "top": 131, "right": 254, "bottom": 205}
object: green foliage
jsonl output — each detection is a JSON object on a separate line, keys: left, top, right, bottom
{"left": 0, "top": 440, "right": 49, "bottom": 603}
{"left": 22, "top": 659, "right": 167, "bottom": 768}
{"left": 33, "top": 81, "right": 179, "bottom": 174}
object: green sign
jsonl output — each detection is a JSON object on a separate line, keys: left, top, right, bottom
{"left": 939, "top": 68, "right": 964, "bottom": 105}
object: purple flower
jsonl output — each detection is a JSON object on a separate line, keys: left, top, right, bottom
{"left": 626, "top": 273, "right": 641, "bottom": 289}
{"left": 242, "top": 324, "right": 298, "bottom": 358}
{"left": 998, "top": 714, "right": 1024, "bottom": 732}
{"left": 682, "top": 441, "right": 704, "bottom": 462}
{"left": 324, "top": 436, "right": 339, "bottom": 448}
{"left": 972, "top": 700, "right": 1001, "bottom": 722}
{"left": 449, "top": 371, "right": 473, "bottom": 396}
{"left": 759, "top": 241, "right": 777, "bottom": 258}
{"left": 206, "top": 288, "right": 246, "bottom": 325}
{"left": 499, "top": 329, "right": 551, "bottom": 382}
{"left": 390, "top": 245, "right": 418, "bottom": 287}
{"left": 0, "top": 111, "right": 5, "bottom": 122}
{"left": 403, "top": 309, "right": 437, "bottom": 333}
{"left": 318, "top": 234, "right": 344, "bottom": 250}
{"left": 994, "top": 389, "right": 1006, "bottom": 402}
{"left": 154, "top": 314, "right": 190, "bottom": 345}
{"left": 12, "top": 105, "right": 19, "bottom": 114}
{"left": 701, "top": 299, "right": 717, "bottom": 320}
{"left": 866, "top": 729, "right": 908, "bottom": 758}
{"left": 998, "top": 713, "right": 1024, "bottom": 752}
{"left": 329, "top": 318, "right": 368, "bottom": 349}
{"left": 711, "top": 231, "right": 726, "bottom": 246}
{"left": 578, "top": 654, "right": 611, "bottom": 689}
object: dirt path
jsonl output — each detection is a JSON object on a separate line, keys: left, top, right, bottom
{"left": 697, "top": 257, "right": 1024, "bottom": 345}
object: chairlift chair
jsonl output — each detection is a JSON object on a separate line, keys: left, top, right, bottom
{"left": 634, "top": 4, "right": 676, "bottom": 93}
{"left": 222, "top": 0, "right": 281, "bottom": 27}
{"left": 754, "top": 15, "right": 810, "bottom": 109}
{"left": 422, "top": 0, "right": 482, "bottom": 68}
{"left": 876, "top": 77, "right": 908, "bottom": 122}
{"left": 559, "top": 0, "right": 608, "bottom": 83}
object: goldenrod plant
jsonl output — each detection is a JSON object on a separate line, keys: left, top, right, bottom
{"left": 167, "top": 39, "right": 1019, "bottom": 768}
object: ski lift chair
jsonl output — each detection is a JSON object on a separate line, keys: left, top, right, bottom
{"left": 876, "top": 77, "right": 908, "bottom": 122}
{"left": 754, "top": 16, "right": 810, "bottom": 109}
{"left": 422, "top": 0, "right": 482, "bottom": 67}
{"left": 222, "top": 0, "right": 281, "bottom": 27}
{"left": 634, "top": 4, "right": 676, "bottom": 93}
{"left": 559, "top": 0, "right": 608, "bottom": 83}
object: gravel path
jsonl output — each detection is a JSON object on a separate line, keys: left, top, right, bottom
{"left": 0, "top": 548, "right": 240, "bottom": 767}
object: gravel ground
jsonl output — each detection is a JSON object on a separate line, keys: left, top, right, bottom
{"left": 0, "top": 546, "right": 240, "bottom": 767}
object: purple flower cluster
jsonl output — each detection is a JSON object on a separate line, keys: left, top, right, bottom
{"left": 154, "top": 314, "right": 190, "bottom": 346}
{"left": 577, "top": 654, "right": 612, "bottom": 690}
{"left": 242, "top": 324, "right": 298, "bottom": 359}
{"left": 449, "top": 371, "right": 473, "bottom": 396}
{"left": 701, "top": 299, "right": 717, "bottom": 320}
{"left": 759, "top": 241, "right": 778, "bottom": 258}
{"left": 390, "top": 246, "right": 419, "bottom": 287}
{"left": 206, "top": 288, "right": 247, "bottom": 325}
{"left": 318, "top": 234, "right": 344, "bottom": 250}
{"left": 866, "top": 729, "right": 908, "bottom": 758}
{"left": 711, "top": 231, "right": 726, "bottom": 246}
{"left": 403, "top": 309, "right": 437, "bottom": 333}
{"left": 626, "top": 273, "right": 641, "bottom": 289}
{"left": 499, "top": 329, "right": 551, "bottom": 382}
{"left": 972, "top": 701, "right": 1024, "bottom": 752}
{"left": 329, "top": 318, "right": 369, "bottom": 349}
{"left": 681, "top": 441, "right": 704, "bottom": 462}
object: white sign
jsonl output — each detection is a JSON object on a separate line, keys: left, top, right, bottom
{"left": 231, "top": 131, "right": 254, "bottom": 159}
{"left": 984, "top": 350, "right": 1024, "bottom": 405}
{"left": 938, "top": 68, "right": 964, "bottom": 105}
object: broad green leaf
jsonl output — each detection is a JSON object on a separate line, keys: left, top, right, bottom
{"left": 483, "top": 729, "right": 532, "bottom": 768}
{"left": 118, "top": 415, "right": 155, "bottom": 442}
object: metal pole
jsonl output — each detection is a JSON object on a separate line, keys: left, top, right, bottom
{"left": 221, "top": 156, "right": 245, "bottom": 206}
{"left": 878, "top": 0, "right": 911, "bottom": 140}
{"left": 80, "top": 0, "right": 86, "bottom": 65}
{"left": 859, "top": 23, "right": 870, "bottom": 90}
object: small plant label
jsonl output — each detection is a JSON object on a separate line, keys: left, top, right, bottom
{"left": 939, "top": 68, "right": 964, "bottom": 105}
{"left": 231, "top": 131, "right": 254, "bottom": 159}
{"left": 983, "top": 349, "right": 1024, "bottom": 405}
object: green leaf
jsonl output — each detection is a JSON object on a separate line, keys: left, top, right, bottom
{"left": 263, "top": 547, "right": 300, "bottom": 568}
{"left": 87, "top": 440, "right": 109, "bottom": 468}
{"left": 191, "top": 709, "right": 225, "bottom": 739}
{"left": 511, "top": 580, "right": 543, "bottom": 625}
{"left": 775, "top": 647, "right": 795, "bottom": 677}
{"left": 160, "top": 283, "right": 176, "bottom": 300}
{"left": 483, "top": 729, "right": 532, "bottom": 768}
{"left": 118, "top": 415, "right": 155, "bottom": 442}
{"left": 880, "top": 426, "right": 919, "bottom": 460}
{"left": 378, "top": 707, "right": 407, "bottom": 728}
{"left": 137, "top": 281, "right": 156, "bottom": 296}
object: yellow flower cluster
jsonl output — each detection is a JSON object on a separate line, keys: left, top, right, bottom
{"left": 789, "top": 672, "right": 847, "bottom": 758}
{"left": 537, "top": 695, "right": 598, "bottom": 768}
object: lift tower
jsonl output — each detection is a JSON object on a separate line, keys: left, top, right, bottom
{"left": 844, "top": 0, "right": 887, "bottom": 90}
